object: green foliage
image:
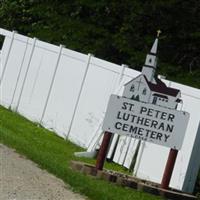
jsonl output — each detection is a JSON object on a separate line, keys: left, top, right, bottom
{"left": 0, "top": 106, "right": 162, "bottom": 200}
{"left": 0, "top": 0, "right": 199, "bottom": 87}
{"left": 157, "top": 63, "right": 200, "bottom": 88}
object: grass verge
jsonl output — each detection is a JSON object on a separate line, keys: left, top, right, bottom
{"left": 0, "top": 105, "right": 163, "bottom": 200}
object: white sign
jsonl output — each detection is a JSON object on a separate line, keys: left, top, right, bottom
{"left": 102, "top": 95, "right": 189, "bottom": 150}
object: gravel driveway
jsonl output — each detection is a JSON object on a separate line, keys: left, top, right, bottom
{"left": 0, "top": 144, "right": 86, "bottom": 200}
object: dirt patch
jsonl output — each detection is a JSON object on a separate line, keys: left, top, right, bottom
{"left": 0, "top": 144, "right": 86, "bottom": 200}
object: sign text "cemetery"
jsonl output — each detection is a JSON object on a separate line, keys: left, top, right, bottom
{"left": 102, "top": 95, "right": 189, "bottom": 149}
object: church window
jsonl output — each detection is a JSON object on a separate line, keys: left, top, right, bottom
{"left": 152, "top": 96, "right": 157, "bottom": 104}
{"left": 135, "top": 95, "right": 140, "bottom": 101}
{"left": 130, "top": 84, "right": 135, "bottom": 92}
{"left": 142, "top": 88, "right": 147, "bottom": 95}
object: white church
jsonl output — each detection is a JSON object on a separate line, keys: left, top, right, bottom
{"left": 123, "top": 34, "right": 182, "bottom": 109}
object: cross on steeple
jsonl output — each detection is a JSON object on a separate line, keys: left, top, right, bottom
{"left": 157, "top": 30, "right": 162, "bottom": 38}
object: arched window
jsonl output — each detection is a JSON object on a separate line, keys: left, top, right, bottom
{"left": 152, "top": 96, "right": 157, "bottom": 104}
{"left": 130, "top": 84, "right": 135, "bottom": 92}
{"left": 142, "top": 88, "right": 147, "bottom": 95}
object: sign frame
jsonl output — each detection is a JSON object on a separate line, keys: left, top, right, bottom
{"left": 102, "top": 95, "right": 190, "bottom": 150}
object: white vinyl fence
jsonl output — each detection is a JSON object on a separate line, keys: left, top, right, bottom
{"left": 0, "top": 28, "right": 200, "bottom": 193}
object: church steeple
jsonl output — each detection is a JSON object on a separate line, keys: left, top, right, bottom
{"left": 141, "top": 30, "right": 161, "bottom": 83}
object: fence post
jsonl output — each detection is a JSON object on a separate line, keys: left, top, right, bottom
{"left": 0, "top": 31, "right": 17, "bottom": 85}
{"left": 133, "top": 140, "right": 145, "bottom": 176}
{"left": 66, "top": 53, "right": 93, "bottom": 139}
{"left": 16, "top": 37, "right": 37, "bottom": 112}
{"left": 40, "top": 44, "right": 64, "bottom": 124}
{"left": 10, "top": 37, "right": 29, "bottom": 109}
{"left": 117, "top": 64, "right": 127, "bottom": 86}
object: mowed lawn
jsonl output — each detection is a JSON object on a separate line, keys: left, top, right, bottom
{"left": 0, "top": 105, "right": 163, "bottom": 200}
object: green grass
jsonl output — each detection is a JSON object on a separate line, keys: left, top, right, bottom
{"left": 0, "top": 106, "right": 162, "bottom": 200}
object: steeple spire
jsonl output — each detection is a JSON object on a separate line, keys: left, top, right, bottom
{"left": 141, "top": 31, "right": 161, "bottom": 83}
{"left": 150, "top": 30, "right": 161, "bottom": 54}
{"left": 150, "top": 38, "right": 158, "bottom": 54}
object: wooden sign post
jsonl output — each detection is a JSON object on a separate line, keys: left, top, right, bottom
{"left": 161, "top": 149, "right": 178, "bottom": 189}
{"left": 96, "top": 131, "right": 112, "bottom": 170}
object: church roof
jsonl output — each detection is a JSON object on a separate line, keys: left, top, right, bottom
{"left": 144, "top": 76, "right": 180, "bottom": 97}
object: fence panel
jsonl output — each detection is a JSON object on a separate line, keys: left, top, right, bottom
{"left": 68, "top": 57, "right": 122, "bottom": 147}
{"left": 0, "top": 33, "right": 28, "bottom": 108}
{"left": 16, "top": 40, "right": 59, "bottom": 122}
{"left": 41, "top": 50, "right": 88, "bottom": 139}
